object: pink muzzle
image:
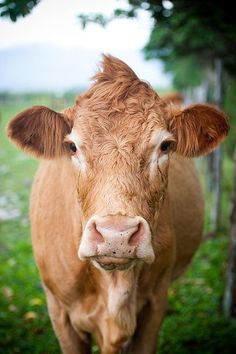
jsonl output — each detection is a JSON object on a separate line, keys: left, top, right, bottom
{"left": 78, "top": 215, "right": 155, "bottom": 270}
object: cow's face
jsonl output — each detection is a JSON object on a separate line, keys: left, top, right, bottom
{"left": 68, "top": 98, "right": 173, "bottom": 223}
{"left": 65, "top": 85, "right": 175, "bottom": 269}
{"left": 8, "top": 55, "right": 229, "bottom": 271}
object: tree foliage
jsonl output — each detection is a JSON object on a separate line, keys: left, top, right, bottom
{"left": 79, "top": 0, "right": 236, "bottom": 87}
{"left": 142, "top": 0, "right": 236, "bottom": 77}
{"left": 0, "top": 0, "right": 39, "bottom": 22}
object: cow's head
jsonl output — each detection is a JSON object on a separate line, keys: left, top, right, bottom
{"left": 8, "top": 55, "right": 229, "bottom": 271}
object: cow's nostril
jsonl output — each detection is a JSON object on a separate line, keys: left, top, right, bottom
{"left": 128, "top": 222, "right": 143, "bottom": 246}
{"left": 92, "top": 223, "right": 104, "bottom": 243}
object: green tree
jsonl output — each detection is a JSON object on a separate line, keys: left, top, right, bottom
{"left": 79, "top": 0, "right": 236, "bottom": 82}
{"left": 0, "top": 0, "right": 39, "bottom": 22}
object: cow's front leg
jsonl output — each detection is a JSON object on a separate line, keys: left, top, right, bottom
{"left": 128, "top": 281, "right": 169, "bottom": 354}
{"left": 45, "top": 288, "right": 91, "bottom": 354}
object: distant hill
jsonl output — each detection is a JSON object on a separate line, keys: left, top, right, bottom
{"left": 0, "top": 44, "right": 171, "bottom": 93}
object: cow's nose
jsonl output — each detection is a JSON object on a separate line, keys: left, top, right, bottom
{"left": 78, "top": 215, "right": 155, "bottom": 267}
{"left": 95, "top": 219, "right": 141, "bottom": 247}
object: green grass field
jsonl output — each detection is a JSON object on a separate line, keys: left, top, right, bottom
{"left": 1, "top": 101, "right": 236, "bottom": 354}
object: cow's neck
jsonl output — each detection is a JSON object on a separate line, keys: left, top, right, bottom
{"left": 91, "top": 265, "right": 140, "bottom": 344}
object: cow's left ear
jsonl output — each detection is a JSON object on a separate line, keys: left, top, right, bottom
{"left": 7, "top": 106, "right": 73, "bottom": 159}
{"left": 165, "top": 103, "right": 230, "bottom": 157}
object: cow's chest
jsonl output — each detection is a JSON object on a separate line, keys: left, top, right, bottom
{"left": 68, "top": 291, "right": 135, "bottom": 350}
{"left": 69, "top": 293, "right": 102, "bottom": 333}
{"left": 64, "top": 266, "right": 149, "bottom": 349}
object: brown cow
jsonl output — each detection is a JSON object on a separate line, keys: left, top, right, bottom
{"left": 8, "top": 55, "right": 229, "bottom": 354}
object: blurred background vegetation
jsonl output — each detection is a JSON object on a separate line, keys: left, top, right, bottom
{"left": 1, "top": 1, "right": 236, "bottom": 353}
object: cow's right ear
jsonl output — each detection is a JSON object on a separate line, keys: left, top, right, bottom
{"left": 7, "top": 106, "right": 72, "bottom": 159}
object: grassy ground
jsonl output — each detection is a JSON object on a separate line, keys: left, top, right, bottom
{"left": 0, "top": 101, "right": 236, "bottom": 354}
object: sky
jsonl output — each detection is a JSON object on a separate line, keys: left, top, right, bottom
{"left": 0, "top": 0, "right": 172, "bottom": 92}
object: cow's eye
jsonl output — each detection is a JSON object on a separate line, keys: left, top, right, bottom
{"left": 69, "top": 142, "right": 77, "bottom": 154}
{"left": 160, "top": 140, "right": 173, "bottom": 154}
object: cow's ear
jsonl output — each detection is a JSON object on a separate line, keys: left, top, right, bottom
{"left": 7, "top": 106, "right": 72, "bottom": 159}
{"left": 165, "top": 103, "right": 229, "bottom": 157}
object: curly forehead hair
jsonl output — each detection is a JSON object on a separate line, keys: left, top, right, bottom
{"left": 81, "top": 55, "right": 160, "bottom": 110}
